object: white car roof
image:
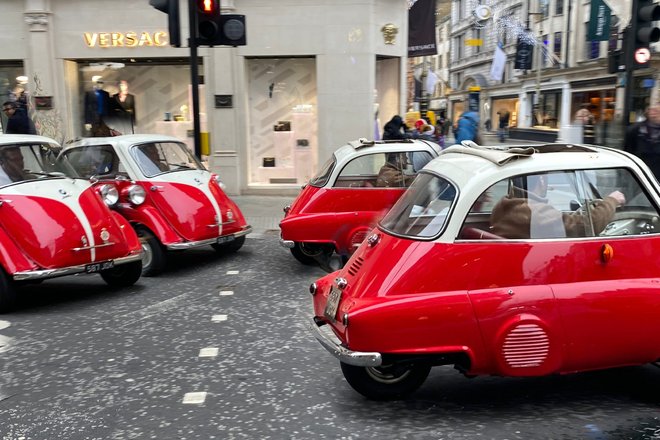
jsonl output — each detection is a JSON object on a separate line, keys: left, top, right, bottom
{"left": 64, "top": 134, "right": 183, "bottom": 152}
{"left": 0, "top": 134, "right": 61, "bottom": 146}
{"left": 332, "top": 138, "right": 442, "bottom": 165}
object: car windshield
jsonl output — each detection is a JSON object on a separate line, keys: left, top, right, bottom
{"left": 131, "top": 142, "right": 205, "bottom": 177}
{"left": 0, "top": 143, "right": 71, "bottom": 186}
{"left": 379, "top": 172, "right": 457, "bottom": 238}
{"left": 308, "top": 156, "right": 335, "bottom": 187}
{"left": 60, "top": 144, "right": 123, "bottom": 179}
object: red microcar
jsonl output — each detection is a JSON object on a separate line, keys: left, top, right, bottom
{"left": 279, "top": 138, "right": 441, "bottom": 271}
{"left": 59, "top": 135, "right": 251, "bottom": 276}
{"left": 0, "top": 135, "right": 143, "bottom": 312}
{"left": 309, "top": 142, "right": 660, "bottom": 400}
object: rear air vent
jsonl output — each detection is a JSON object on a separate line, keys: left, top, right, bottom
{"left": 347, "top": 256, "right": 364, "bottom": 277}
{"left": 502, "top": 323, "right": 550, "bottom": 368}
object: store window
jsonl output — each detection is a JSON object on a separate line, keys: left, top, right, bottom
{"left": 571, "top": 89, "right": 616, "bottom": 144}
{"left": 532, "top": 90, "right": 561, "bottom": 129}
{"left": 246, "top": 57, "right": 318, "bottom": 186}
{"left": 76, "top": 58, "right": 202, "bottom": 153}
{"left": 0, "top": 62, "right": 28, "bottom": 134}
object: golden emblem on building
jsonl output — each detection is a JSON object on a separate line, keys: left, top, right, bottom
{"left": 381, "top": 23, "right": 398, "bottom": 45}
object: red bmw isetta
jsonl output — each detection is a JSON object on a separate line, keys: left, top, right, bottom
{"left": 279, "top": 138, "right": 441, "bottom": 270}
{"left": 0, "top": 135, "right": 143, "bottom": 312}
{"left": 309, "top": 142, "right": 660, "bottom": 400}
{"left": 59, "top": 135, "right": 251, "bottom": 276}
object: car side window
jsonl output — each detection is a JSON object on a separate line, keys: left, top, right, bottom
{"left": 63, "top": 146, "right": 117, "bottom": 178}
{"left": 334, "top": 153, "right": 384, "bottom": 188}
{"left": 460, "top": 168, "right": 660, "bottom": 240}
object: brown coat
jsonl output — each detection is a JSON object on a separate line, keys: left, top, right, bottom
{"left": 376, "top": 162, "right": 414, "bottom": 188}
{"left": 490, "top": 189, "right": 617, "bottom": 239}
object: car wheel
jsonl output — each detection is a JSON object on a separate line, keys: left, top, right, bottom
{"left": 100, "top": 261, "right": 143, "bottom": 287}
{"left": 340, "top": 361, "right": 431, "bottom": 400}
{"left": 0, "top": 268, "right": 17, "bottom": 313}
{"left": 136, "top": 226, "right": 166, "bottom": 277}
{"left": 290, "top": 242, "right": 333, "bottom": 266}
{"left": 211, "top": 235, "right": 246, "bottom": 253}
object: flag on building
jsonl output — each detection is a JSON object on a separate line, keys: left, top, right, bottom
{"left": 408, "top": 0, "right": 437, "bottom": 57}
{"left": 490, "top": 44, "right": 506, "bottom": 81}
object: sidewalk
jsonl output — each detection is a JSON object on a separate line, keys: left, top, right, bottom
{"left": 233, "top": 195, "right": 294, "bottom": 238}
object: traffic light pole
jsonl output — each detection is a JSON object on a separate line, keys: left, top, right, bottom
{"left": 188, "top": 0, "right": 202, "bottom": 158}
{"left": 623, "top": 22, "right": 635, "bottom": 127}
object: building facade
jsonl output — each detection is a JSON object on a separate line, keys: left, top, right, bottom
{"left": 432, "top": 0, "right": 659, "bottom": 147}
{"left": 0, "top": 0, "right": 411, "bottom": 195}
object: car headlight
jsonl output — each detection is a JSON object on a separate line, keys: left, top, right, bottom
{"left": 127, "top": 184, "right": 146, "bottom": 205}
{"left": 99, "top": 184, "right": 119, "bottom": 207}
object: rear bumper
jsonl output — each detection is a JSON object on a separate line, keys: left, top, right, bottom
{"left": 308, "top": 316, "right": 382, "bottom": 367}
{"left": 13, "top": 252, "right": 143, "bottom": 281}
{"left": 166, "top": 225, "right": 252, "bottom": 250}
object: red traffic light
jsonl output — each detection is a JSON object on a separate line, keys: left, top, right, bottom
{"left": 199, "top": 0, "right": 218, "bottom": 14}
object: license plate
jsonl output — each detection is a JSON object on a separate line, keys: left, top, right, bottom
{"left": 216, "top": 235, "right": 235, "bottom": 244}
{"left": 85, "top": 260, "right": 114, "bottom": 273}
{"left": 324, "top": 286, "right": 342, "bottom": 322}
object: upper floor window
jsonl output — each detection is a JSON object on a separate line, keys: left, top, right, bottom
{"left": 555, "top": 0, "right": 564, "bottom": 15}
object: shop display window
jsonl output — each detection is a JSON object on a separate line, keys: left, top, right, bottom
{"left": 247, "top": 58, "right": 318, "bottom": 186}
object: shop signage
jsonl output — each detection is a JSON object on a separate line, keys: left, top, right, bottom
{"left": 83, "top": 31, "right": 169, "bottom": 48}
{"left": 514, "top": 37, "right": 533, "bottom": 70}
{"left": 587, "top": 0, "right": 611, "bottom": 41}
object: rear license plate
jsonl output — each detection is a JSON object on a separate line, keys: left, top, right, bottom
{"left": 85, "top": 260, "right": 114, "bottom": 273}
{"left": 216, "top": 235, "right": 235, "bottom": 244}
{"left": 324, "top": 286, "right": 342, "bottom": 321}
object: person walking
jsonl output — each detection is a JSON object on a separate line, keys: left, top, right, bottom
{"left": 497, "top": 110, "right": 510, "bottom": 142}
{"left": 2, "top": 101, "right": 36, "bottom": 135}
{"left": 454, "top": 110, "right": 480, "bottom": 144}
{"left": 624, "top": 104, "right": 660, "bottom": 178}
{"left": 575, "top": 107, "right": 595, "bottom": 144}
{"left": 382, "top": 115, "right": 410, "bottom": 140}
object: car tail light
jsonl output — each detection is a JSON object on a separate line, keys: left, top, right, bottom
{"left": 98, "top": 184, "right": 119, "bottom": 207}
{"left": 212, "top": 173, "right": 227, "bottom": 191}
{"left": 126, "top": 184, "right": 146, "bottom": 205}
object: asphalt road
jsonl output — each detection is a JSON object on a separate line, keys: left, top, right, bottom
{"left": 1, "top": 233, "right": 660, "bottom": 440}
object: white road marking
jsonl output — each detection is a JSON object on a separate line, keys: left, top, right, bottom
{"left": 0, "top": 335, "right": 12, "bottom": 353}
{"left": 0, "top": 320, "right": 9, "bottom": 331}
{"left": 211, "top": 314, "right": 228, "bottom": 322}
{"left": 219, "top": 290, "right": 234, "bottom": 296}
{"left": 226, "top": 270, "right": 239, "bottom": 275}
{"left": 199, "top": 347, "right": 219, "bottom": 358}
{"left": 182, "top": 392, "right": 207, "bottom": 405}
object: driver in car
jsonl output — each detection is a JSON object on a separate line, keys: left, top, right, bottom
{"left": 376, "top": 152, "right": 416, "bottom": 188}
{"left": 0, "top": 147, "right": 27, "bottom": 183}
{"left": 490, "top": 173, "right": 626, "bottom": 239}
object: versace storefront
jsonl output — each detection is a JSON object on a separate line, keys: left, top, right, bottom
{"left": 0, "top": 0, "right": 408, "bottom": 195}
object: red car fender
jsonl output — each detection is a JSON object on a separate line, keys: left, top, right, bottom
{"left": 0, "top": 225, "right": 37, "bottom": 274}
{"left": 109, "top": 210, "right": 142, "bottom": 251}
{"left": 117, "top": 203, "right": 182, "bottom": 245}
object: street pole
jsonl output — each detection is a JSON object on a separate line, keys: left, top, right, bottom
{"left": 188, "top": 0, "right": 202, "bottom": 158}
{"left": 420, "top": 56, "right": 429, "bottom": 121}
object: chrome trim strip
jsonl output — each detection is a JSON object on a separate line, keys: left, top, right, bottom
{"left": 166, "top": 225, "right": 253, "bottom": 250}
{"left": 12, "top": 252, "right": 143, "bottom": 281}
{"left": 307, "top": 317, "right": 382, "bottom": 367}
{"left": 71, "top": 242, "right": 116, "bottom": 252}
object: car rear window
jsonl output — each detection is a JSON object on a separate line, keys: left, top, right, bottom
{"left": 309, "top": 157, "right": 335, "bottom": 187}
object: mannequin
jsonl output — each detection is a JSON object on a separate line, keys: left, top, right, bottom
{"left": 109, "top": 80, "right": 136, "bottom": 134}
{"left": 84, "top": 80, "right": 111, "bottom": 136}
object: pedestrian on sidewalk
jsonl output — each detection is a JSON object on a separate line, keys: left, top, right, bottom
{"left": 624, "top": 104, "right": 660, "bottom": 179}
{"left": 497, "top": 110, "right": 510, "bottom": 142}
{"left": 2, "top": 101, "right": 36, "bottom": 134}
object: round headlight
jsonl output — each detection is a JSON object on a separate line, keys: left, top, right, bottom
{"left": 127, "top": 184, "right": 146, "bottom": 205}
{"left": 99, "top": 184, "right": 119, "bottom": 206}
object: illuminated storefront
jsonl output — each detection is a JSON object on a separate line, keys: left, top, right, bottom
{"left": 0, "top": 0, "right": 408, "bottom": 195}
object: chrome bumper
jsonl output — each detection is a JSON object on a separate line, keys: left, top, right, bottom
{"left": 308, "top": 317, "right": 382, "bottom": 367}
{"left": 13, "top": 252, "right": 143, "bottom": 281}
{"left": 279, "top": 236, "right": 294, "bottom": 249}
{"left": 166, "top": 225, "right": 252, "bottom": 250}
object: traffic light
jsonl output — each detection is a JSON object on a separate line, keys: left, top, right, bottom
{"left": 149, "top": 0, "right": 181, "bottom": 47}
{"left": 633, "top": 0, "right": 660, "bottom": 68}
{"left": 195, "top": 0, "right": 246, "bottom": 47}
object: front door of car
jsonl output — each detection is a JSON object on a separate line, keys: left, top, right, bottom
{"left": 145, "top": 172, "right": 222, "bottom": 242}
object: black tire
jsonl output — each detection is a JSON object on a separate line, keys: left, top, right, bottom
{"left": 100, "top": 261, "right": 142, "bottom": 287}
{"left": 135, "top": 226, "right": 166, "bottom": 277}
{"left": 0, "top": 268, "right": 17, "bottom": 313}
{"left": 211, "top": 235, "right": 246, "bottom": 253}
{"left": 290, "top": 242, "right": 333, "bottom": 266}
{"left": 340, "top": 361, "right": 431, "bottom": 400}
